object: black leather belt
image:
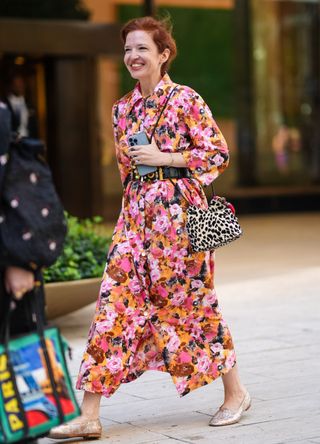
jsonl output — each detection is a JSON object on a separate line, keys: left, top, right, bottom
{"left": 161, "top": 167, "right": 191, "bottom": 179}
{"left": 125, "top": 167, "right": 191, "bottom": 186}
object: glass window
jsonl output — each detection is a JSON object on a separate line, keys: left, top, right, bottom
{"left": 251, "top": 0, "right": 320, "bottom": 185}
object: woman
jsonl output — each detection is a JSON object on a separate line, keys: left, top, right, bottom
{"left": 50, "top": 16, "right": 251, "bottom": 440}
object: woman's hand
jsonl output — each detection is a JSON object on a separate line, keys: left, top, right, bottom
{"left": 128, "top": 138, "right": 169, "bottom": 167}
{"left": 4, "top": 267, "right": 34, "bottom": 300}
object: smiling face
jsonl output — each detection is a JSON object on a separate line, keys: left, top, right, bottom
{"left": 124, "top": 30, "right": 169, "bottom": 84}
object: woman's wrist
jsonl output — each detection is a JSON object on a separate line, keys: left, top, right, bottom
{"left": 161, "top": 152, "right": 174, "bottom": 167}
{"left": 159, "top": 152, "right": 187, "bottom": 168}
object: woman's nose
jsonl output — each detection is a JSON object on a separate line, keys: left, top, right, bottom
{"left": 130, "top": 48, "right": 141, "bottom": 59}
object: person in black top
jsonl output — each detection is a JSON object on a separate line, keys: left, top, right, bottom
{"left": 4, "top": 74, "right": 38, "bottom": 138}
{"left": 0, "top": 101, "right": 38, "bottom": 444}
{"left": 0, "top": 101, "right": 36, "bottom": 325}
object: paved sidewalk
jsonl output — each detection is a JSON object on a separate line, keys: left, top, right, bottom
{"left": 41, "top": 213, "right": 320, "bottom": 444}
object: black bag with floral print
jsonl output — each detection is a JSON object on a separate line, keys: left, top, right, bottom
{"left": 0, "top": 137, "right": 67, "bottom": 270}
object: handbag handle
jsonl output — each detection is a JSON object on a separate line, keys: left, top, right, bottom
{"left": 169, "top": 177, "right": 216, "bottom": 207}
{"left": 2, "top": 277, "right": 65, "bottom": 428}
{"left": 149, "top": 85, "right": 179, "bottom": 141}
{"left": 1, "top": 292, "right": 34, "bottom": 440}
{"left": 2, "top": 270, "right": 45, "bottom": 345}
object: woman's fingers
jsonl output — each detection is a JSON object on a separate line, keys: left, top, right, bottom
{"left": 129, "top": 144, "right": 157, "bottom": 158}
{"left": 13, "top": 290, "right": 27, "bottom": 300}
{"left": 128, "top": 147, "right": 138, "bottom": 160}
{"left": 128, "top": 146, "right": 145, "bottom": 164}
{"left": 128, "top": 141, "right": 163, "bottom": 166}
{"left": 128, "top": 145, "right": 143, "bottom": 155}
{"left": 4, "top": 267, "right": 35, "bottom": 299}
{"left": 128, "top": 149, "right": 139, "bottom": 162}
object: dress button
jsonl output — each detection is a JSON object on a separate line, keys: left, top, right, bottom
{"left": 141, "top": 251, "right": 146, "bottom": 257}
{"left": 144, "top": 311, "right": 148, "bottom": 317}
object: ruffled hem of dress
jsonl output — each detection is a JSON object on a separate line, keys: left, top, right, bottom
{"left": 177, "top": 358, "right": 237, "bottom": 398}
{"left": 75, "top": 356, "right": 237, "bottom": 400}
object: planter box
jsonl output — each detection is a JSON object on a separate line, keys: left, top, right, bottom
{"left": 45, "top": 277, "right": 101, "bottom": 320}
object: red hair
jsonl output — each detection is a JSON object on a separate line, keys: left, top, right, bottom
{"left": 121, "top": 16, "right": 177, "bottom": 76}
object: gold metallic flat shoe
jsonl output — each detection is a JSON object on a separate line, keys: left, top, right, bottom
{"left": 48, "top": 419, "right": 102, "bottom": 440}
{"left": 209, "top": 391, "right": 251, "bottom": 427}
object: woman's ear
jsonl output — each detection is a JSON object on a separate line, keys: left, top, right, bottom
{"left": 161, "top": 48, "right": 170, "bottom": 64}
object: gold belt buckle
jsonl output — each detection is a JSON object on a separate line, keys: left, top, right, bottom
{"left": 143, "top": 169, "right": 162, "bottom": 182}
{"left": 134, "top": 167, "right": 163, "bottom": 182}
{"left": 145, "top": 171, "right": 157, "bottom": 181}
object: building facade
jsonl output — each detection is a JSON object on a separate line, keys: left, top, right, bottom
{"left": 1, "top": 0, "right": 319, "bottom": 218}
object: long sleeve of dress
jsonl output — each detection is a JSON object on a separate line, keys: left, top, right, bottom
{"left": 180, "top": 89, "right": 229, "bottom": 186}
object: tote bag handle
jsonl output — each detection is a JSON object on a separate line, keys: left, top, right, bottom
{"left": 1, "top": 277, "right": 65, "bottom": 442}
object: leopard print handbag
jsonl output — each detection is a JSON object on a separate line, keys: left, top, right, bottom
{"left": 172, "top": 180, "right": 243, "bottom": 251}
{"left": 186, "top": 195, "right": 243, "bottom": 251}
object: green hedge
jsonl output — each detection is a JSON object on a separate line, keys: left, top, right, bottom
{"left": 43, "top": 214, "right": 112, "bottom": 283}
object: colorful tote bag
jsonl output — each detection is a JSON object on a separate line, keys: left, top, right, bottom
{"left": 0, "top": 303, "right": 80, "bottom": 442}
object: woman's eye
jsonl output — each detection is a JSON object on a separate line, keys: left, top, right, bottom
{"left": 138, "top": 46, "right": 147, "bottom": 51}
{"left": 124, "top": 48, "right": 131, "bottom": 53}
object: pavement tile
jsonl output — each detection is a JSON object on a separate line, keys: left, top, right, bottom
{"left": 99, "top": 421, "right": 179, "bottom": 444}
{"left": 128, "top": 412, "right": 320, "bottom": 444}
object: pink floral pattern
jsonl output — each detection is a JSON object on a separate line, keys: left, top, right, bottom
{"left": 76, "top": 74, "right": 236, "bottom": 397}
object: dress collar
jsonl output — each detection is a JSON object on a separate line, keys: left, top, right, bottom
{"left": 129, "top": 73, "right": 175, "bottom": 108}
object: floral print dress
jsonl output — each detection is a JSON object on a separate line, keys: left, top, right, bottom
{"left": 76, "top": 74, "right": 236, "bottom": 398}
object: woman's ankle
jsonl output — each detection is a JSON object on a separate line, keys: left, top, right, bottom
{"left": 223, "top": 385, "right": 247, "bottom": 400}
{"left": 74, "top": 413, "right": 99, "bottom": 422}
{"left": 80, "top": 391, "right": 102, "bottom": 420}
